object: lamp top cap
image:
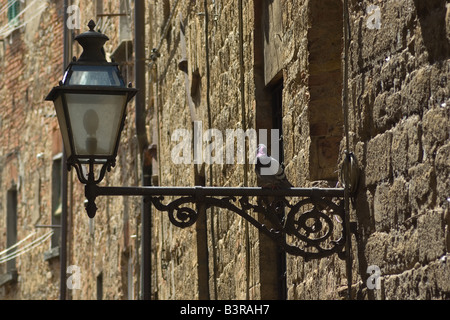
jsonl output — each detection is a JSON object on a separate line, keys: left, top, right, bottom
{"left": 88, "top": 19, "right": 96, "bottom": 31}
{"left": 74, "top": 20, "right": 109, "bottom": 62}
{"left": 75, "top": 20, "right": 109, "bottom": 41}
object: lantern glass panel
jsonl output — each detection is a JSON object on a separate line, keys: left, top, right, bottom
{"left": 64, "top": 92, "right": 127, "bottom": 158}
{"left": 65, "top": 65, "right": 125, "bottom": 86}
{"left": 53, "top": 95, "right": 72, "bottom": 158}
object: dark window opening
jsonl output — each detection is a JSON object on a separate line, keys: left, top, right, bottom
{"left": 6, "top": 188, "right": 18, "bottom": 274}
{"left": 51, "top": 156, "right": 62, "bottom": 249}
{"left": 44, "top": 155, "right": 63, "bottom": 261}
{"left": 97, "top": 272, "right": 103, "bottom": 300}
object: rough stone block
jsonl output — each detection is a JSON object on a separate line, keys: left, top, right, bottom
{"left": 374, "top": 183, "right": 391, "bottom": 232}
{"left": 391, "top": 115, "right": 422, "bottom": 175}
{"left": 366, "top": 131, "right": 393, "bottom": 186}
{"left": 418, "top": 208, "right": 446, "bottom": 263}
{"left": 365, "top": 232, "right": 389, "bottom": 275}
{"left": 401, "top": 67, "right": 431, "bottom": 116}
{"left": 406, "top": 115, "right": 423, "bottom": 168}
{"left": 384, "top": 258, "right": 450, "bottom": 300}
{"left": 373, "top": 176, "right": 410, "bottom": 233}
{"left": 408, "top": 161, "right": 436, "bottom": 213}
{"left": 383, "top": 269, "right": 416, "bottom": 299}
{"left": 390, "top": 176, "right": 410, "bottom": 224}
{"left": 373, "top": 91, "right": 403, "bottom": 133}
{"left": 391, "top": 121, "right": 409, "bottom": 175}
{"left": 432, "top": 254, "right": 450, "bottom": 295}
{"left": 385, "top": 226, "right": 419, "bottom": 274}
{"left": 435, "top": 142, "right": 450, "bottom": 205}
{"left": 422, "top": 107, "right": 449, "bottom": 159}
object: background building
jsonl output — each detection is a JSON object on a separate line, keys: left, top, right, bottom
{"left": 0, "top": 0, "right": 448, "bottom": 300}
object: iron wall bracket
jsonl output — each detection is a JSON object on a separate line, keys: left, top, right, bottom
{"left": 85, "top": 184, "right": 348, "bottom": 260}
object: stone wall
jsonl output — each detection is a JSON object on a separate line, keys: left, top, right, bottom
{"left": 344, "top": 0, "right": 450, "bottom": 299}
{"left": 0, "top": 0, "right": 448, "bottom": 300}
{"left": 148, "top": 0, "right": 449, "bottom": 300}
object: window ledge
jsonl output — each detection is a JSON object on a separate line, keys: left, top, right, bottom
{"left": 0, "top": 270, "right": 18, "bottom": 287}
{"left": 43, "top": 246, "right": 60, "bottom": 262}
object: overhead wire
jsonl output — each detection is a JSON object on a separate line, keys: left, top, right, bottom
{"left": 0, "top": 0, "right": 43, "bottom": 27}
{"left": 0, "top": 231, "right": 35, "bottom": 256}
{"left": 0, "top": 231, "right": 54, "bottom": 264}
{"left": 0, "top": 0, "right": 19, "bottom": 18}
{"left": 0, "top": 0, "right": 48, "bottom": 39}
{"left": 0, "top": 0, "right": 48, "bottom": 32}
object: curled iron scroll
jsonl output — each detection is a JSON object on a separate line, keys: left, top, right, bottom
{"left": 149, "top": 194, "right": 346, "bottom": 259}
{"left": 151, "top": 196, "right": 199, "bottom": 228}
{"left": 283, "top": 197, "right": 346, "bottom": 259}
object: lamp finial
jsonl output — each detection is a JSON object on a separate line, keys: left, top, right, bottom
{"left": 88, "top": 20, "right": 96, "bottom": 31}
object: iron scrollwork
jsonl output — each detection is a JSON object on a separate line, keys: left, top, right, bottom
{"left": 149, "top": 191, "right": 346, "bottom": 260}
{"left": 150, "top": 196, "right": 200, "bottom": 229}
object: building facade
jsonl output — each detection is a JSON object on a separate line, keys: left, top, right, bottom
{"left": 0, "top": 0, "right": 448, "bottom": 300}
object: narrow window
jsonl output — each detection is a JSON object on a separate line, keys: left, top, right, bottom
{"left": 51, "top": 155, "right": 62, "bottom": 249}
{"left": 7, "top": 0, "right": 20, "bottom": 26}
{"left": 6, "top": 188, "right": 18, "bottom": 274}
{"left": 127, "top": 256, "right": 134, "bottom": 300}
{"left": 43, "top": 154, "right": 62, "bottom": 261}
{"left": 97, "top": 272, "right": 103, "bottom": 300}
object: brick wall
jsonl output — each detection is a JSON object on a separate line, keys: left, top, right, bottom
{"left": 0, "top": 0, "right": 64, "bottom": 299}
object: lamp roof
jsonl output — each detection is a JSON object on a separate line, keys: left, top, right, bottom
{"left": 74, "top": 20, "right": 109, "bottom": 63}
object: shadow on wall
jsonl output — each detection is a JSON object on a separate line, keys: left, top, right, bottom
{"left": 413, "top": 0, "right": 450, "bottom": 63}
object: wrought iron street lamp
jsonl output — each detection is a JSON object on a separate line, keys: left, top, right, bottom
{"left": 46, "top": 21, "right": 355, "bottom": 271}
{"left": 46, "top": 20, "right": 137, "bottom": 218}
